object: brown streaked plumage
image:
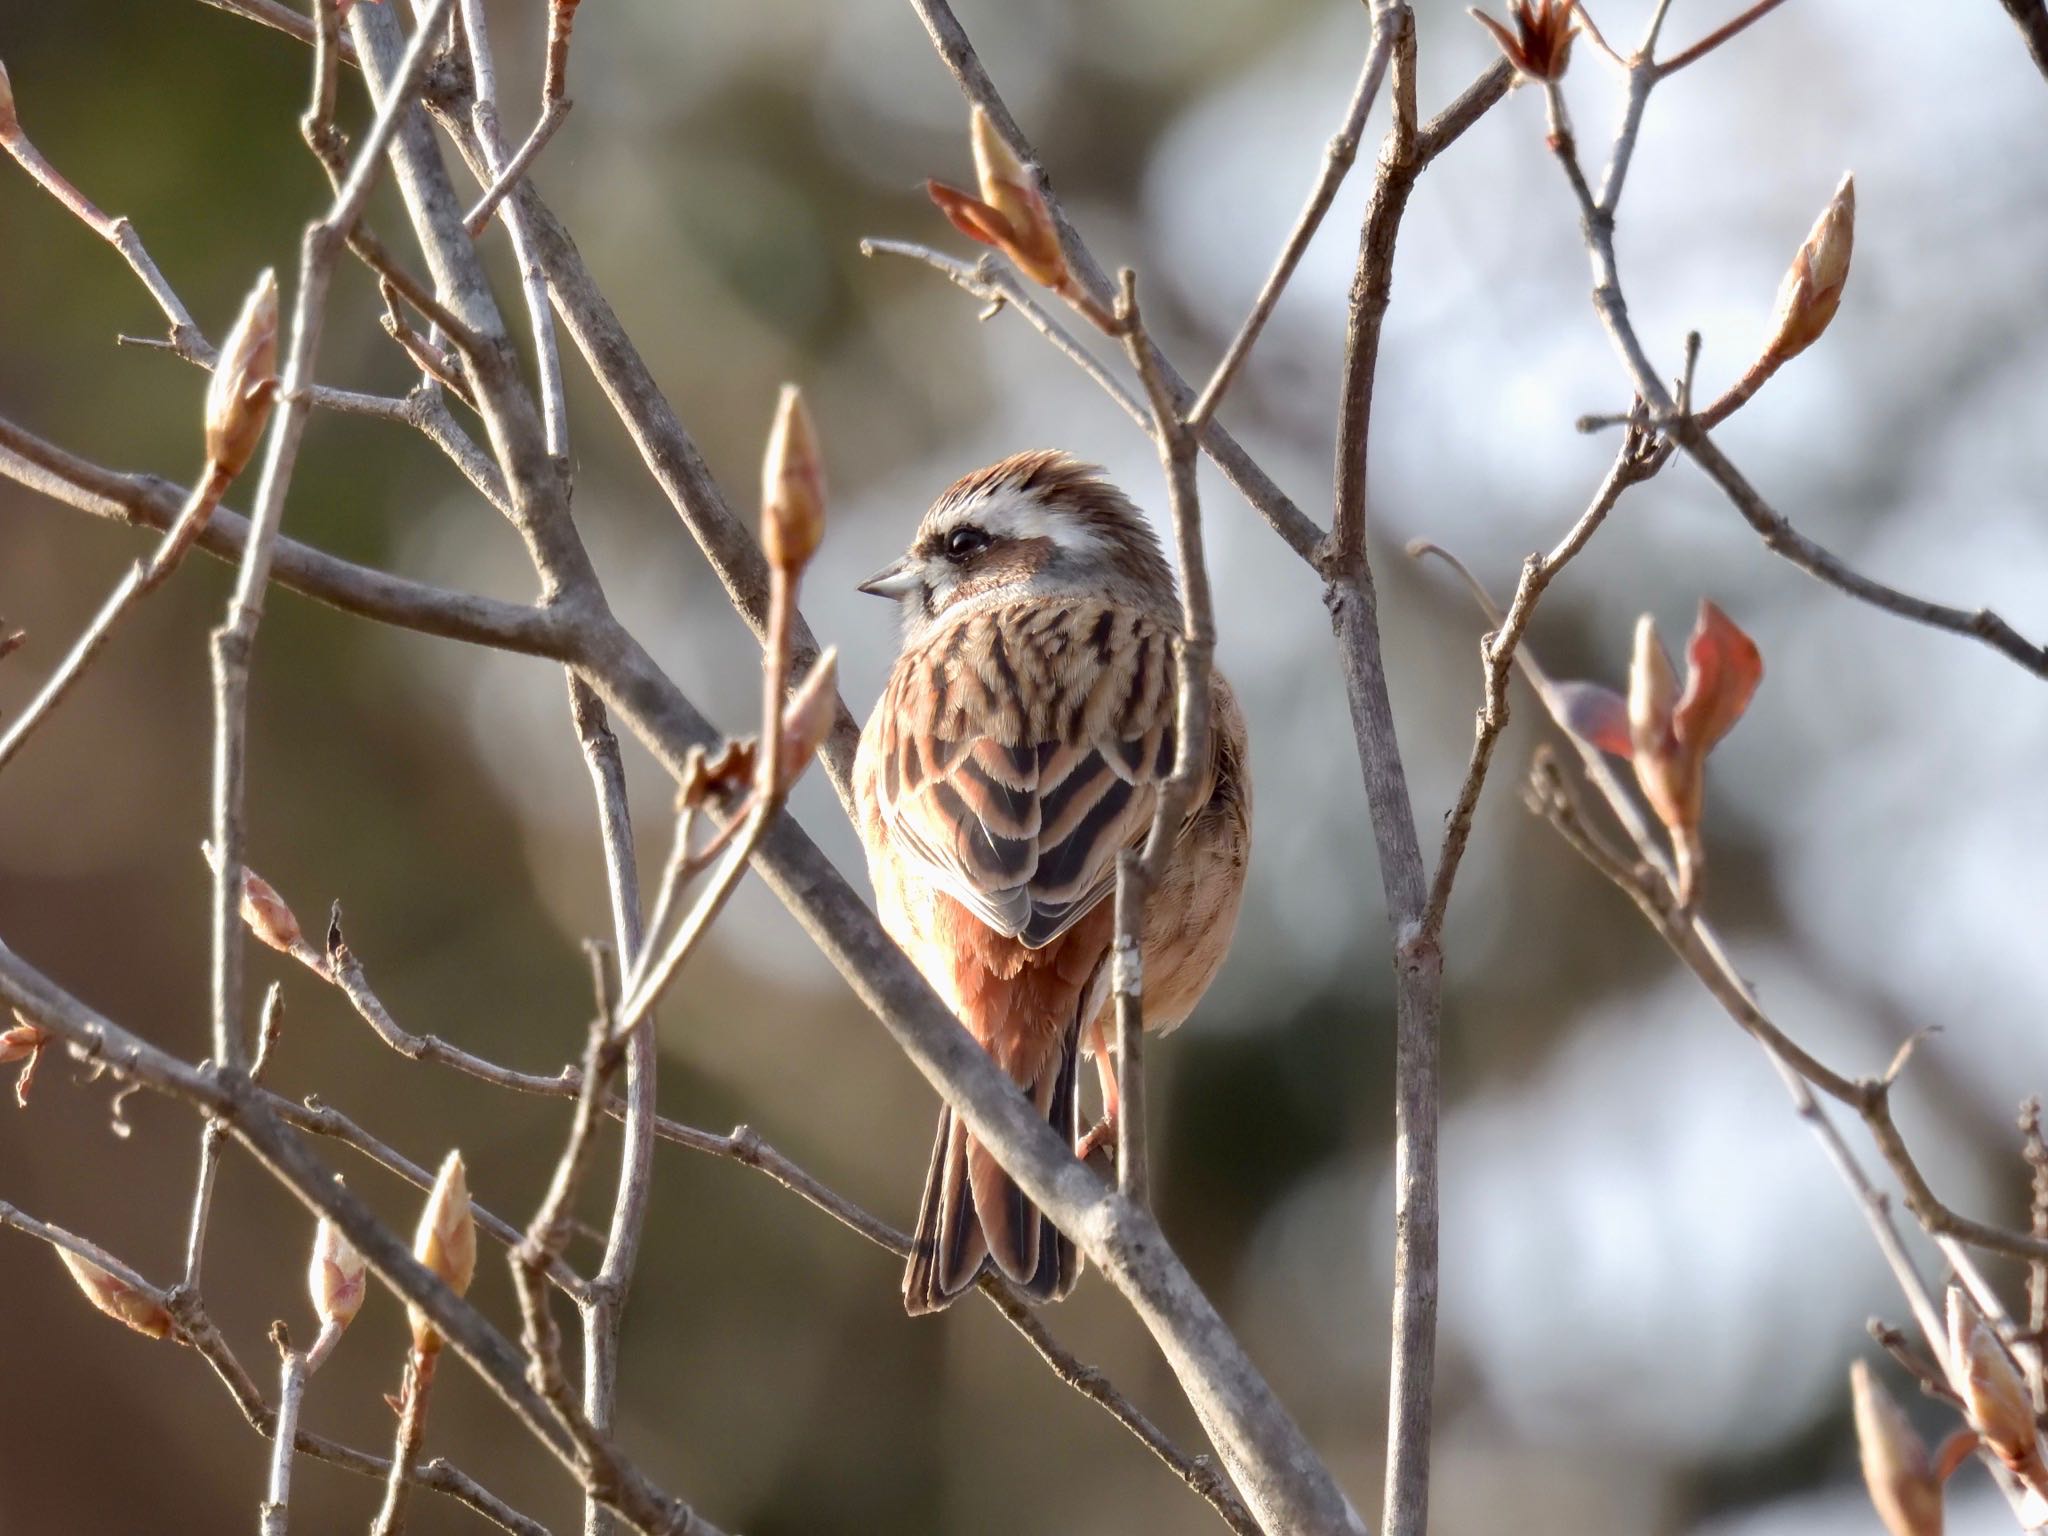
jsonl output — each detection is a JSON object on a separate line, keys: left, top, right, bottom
{"left": 853, "top": 451, "right": 1252, "bottom": 1314}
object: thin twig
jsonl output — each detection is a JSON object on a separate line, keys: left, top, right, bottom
{"left": 860, "top": 241, "right": 1151, "bottom": 429}
{"left": 371, "top": 1348, "right": 440, "bottom": 1536}
{"left": 907, "top": 0, "right": 1330, "bottom": 567}
{"left": 196, "top": 0, "right": 362, "bottom": 61}
{"left": 2023, "top": 1099, "right": 2048, "bottom": 1409}
{"left": 1110, "top": 270, "right": 1218, "bottom": 1206}
{"left": 457, "top": 0, "right": 570, "bottom": 456}
{"left": 515, "top": 1008, "right": 621, "bottom": 1429}
{"left": 261, "top": 1325, "right": 311, "bottom": 1536}
{"left": 1539, "top": 46, "right": 2048, "bottom": 682}
{"left": 564, "top": 679, "right": 653, "bottom": 1536}
{"left": 0, "top": 93, "right": 209, "bottom": 359}
{"left": 1187, "top": 1, "right": 1402, "bottom": 428}
{"left": 1413, "top": 425, "right": 1657, "bottom": 937}
{"left": 184, "top": 983, "right": 284, "bottom": 1291}
{"left": 0, "top": 1198, "right": 550, "bottom": 1536}
{"left": 1995, "top": 0, "right": 2048, "bottom": 82}
{"left": 301, "top": 0, "right": 346, "bottom": 177}
{"left": 0, "top": 467, "right": 231, "bottom": 775}
{"left": 465, "top": 100, "right": 571, "bottom": 238}
{"left": 1655, "top": 0, "right": 1796, "bottom": 75}
{"left": 543, "top": 0, "right": 584, "bottom": 105}
{"left": 210, "top": 0, "right": 458, "bottom": 1088}
{"left": 610, "top": 558, "right": 801, "bottom": 1043}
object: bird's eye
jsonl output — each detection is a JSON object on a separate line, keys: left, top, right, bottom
{"left": 945, "top": 525, "right": 991, "bottom": 560}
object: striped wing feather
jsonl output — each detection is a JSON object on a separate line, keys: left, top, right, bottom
{"left": 876, "top": 600, "right": 1183, "bottom": 948}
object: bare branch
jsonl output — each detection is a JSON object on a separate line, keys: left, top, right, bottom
{"left": 195, "top": 0, "right": 361, "bottom": 61}
{"left": 211, "top": 0, "right": 460, "bottom": 1101}
{"left": 543, "top": 0, "right": 584, "bottom": 106}
{"left": 371, "top": 1349, "right": 440, "bottom": 1536}
{"left": 300, "top": 0, "right": 345, "bottom": 176}
{"left": 0, "top": 80, "right": 209, "bottom": 358}
{"left": 1540, "top": 50, "right": 2048, "bottom": 682}
{"left": 861, "top": 240, "right": 1152, "bottom": 430}
{"left": 0, "top": 937, "right": 729, "bottom": 1536}
{"left": 0, "top": 468, "right": 230, "bottom": 775}
{"left": 456, "top": 0, "right": 570, "bottom": 457}
{"left": 0, "top": 1197, "right": 549, "bottom": 1536}
{"left": 465, "top": 100, "right": 571, "bottom": 238}
{"left": 906, "top": 0, "right": 1330, "bottom": 567}
{"left": 261, "top": 1324, "right": 312, "bottom": 1536}
{"left": 1110, "top": 269, "right": 1219, "bottom": 1205}
{"left": 184, "top": 983, "right": 284, "bottom": 1292}
{"left": 1325, "top": 6, "right": 1418, "bottom": 574}
{"left": 1995, "top": 0, "right": 2048, "bottom": 81}
{"left": 565, "top": 685, "right": 658, "bottom": 1536}
{"left": 1188, "top": 2, "right": 1403, "bottom": 429}
{"left": 1413, "top": 425, "right": 1658, "bottom": 938}
{"left": 1656, "top": 0, "right": 1796, "bottom": 75}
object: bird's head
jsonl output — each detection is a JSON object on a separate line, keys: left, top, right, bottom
{"left": 858, "top": 451, "right": 1175, "bottom": 644}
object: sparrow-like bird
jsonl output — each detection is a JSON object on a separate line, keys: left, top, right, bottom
{"left": 853, "top": 451, "right": 1252, "bottom": 1314}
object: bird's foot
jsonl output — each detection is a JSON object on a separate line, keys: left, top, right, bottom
{"left": 1075, "top": 1113, "right": 1118, "bottom": 1168}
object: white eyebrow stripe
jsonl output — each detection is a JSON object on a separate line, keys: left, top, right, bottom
{"left": 946, "top": 487, "right": 1103, "bottom": 555}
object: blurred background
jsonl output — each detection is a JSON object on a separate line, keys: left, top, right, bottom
{"left": 4, "top": 1, "right": 2047, "bottom": 1531}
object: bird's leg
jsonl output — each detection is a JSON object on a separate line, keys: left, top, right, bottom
{"left": 1075, "top": 1015, "right": 1120, "bottom": 1166}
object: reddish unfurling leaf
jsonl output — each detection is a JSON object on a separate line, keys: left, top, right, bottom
{"left": 1551, "top": 680, "right": 1633, "bottom": 760}
{"left": 1674, "top": 599, "right": 1763, "bottom": 757}
{"left": 925, "top": 108, "right": 1071, "bottom": 294}
{"left": 1554, "top": 600, "right": 1762, "bottom": 906}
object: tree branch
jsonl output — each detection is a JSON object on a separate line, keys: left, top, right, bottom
{"left": 0, "top": 1196, "right": 551, "bottom": 1536}
{"left": 0, "top": 411, "right": 566, "bottom": 653}
{"left": 573, "top": 619, "right": 1370, "bottom": 1536}
{"left": 1188, "top": 1, "right": 1403, "bottom": 428}
{"left": 1412, "top": 425, "right": 1659, "bottom": 938}
{"left": 905, "top": 0, "right": 1330, "bottom": 567}
{"left": 1541, "top": 52, "right": 2048, "bottom": 681}
{"left": 1994, "top": 0, "right": 2048, "bottom": 81}
{"left": 1318, "top": 17, "right": 1448, "bottom": 1534}
{"left": 0, "top": 936, "right": 729, "bottom": 1536}
{"left": 209, "top": 0, "right": 459, "bottom": 1096}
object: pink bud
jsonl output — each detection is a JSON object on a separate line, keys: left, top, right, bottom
{"left": 204, "top": 270, "right": 280, "bottom": 481}
{"left": 57, "top": 1247, "right": 173, "bottom": 1340}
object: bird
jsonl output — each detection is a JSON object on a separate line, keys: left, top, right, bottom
{"left": 852, "top": 450, "right": 1252, "bottom": 1314}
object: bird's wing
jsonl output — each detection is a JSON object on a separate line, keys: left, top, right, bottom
{"left": 872, "top": 599, "right": 1199, "bottom": 947}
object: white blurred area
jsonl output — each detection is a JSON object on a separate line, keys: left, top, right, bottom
{"left": 400, "top": 1, "right": 2048, "bottom": 1529}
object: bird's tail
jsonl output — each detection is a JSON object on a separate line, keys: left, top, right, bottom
{"left": 902, "top": 1014, "right": 1082, "bottom": 1315}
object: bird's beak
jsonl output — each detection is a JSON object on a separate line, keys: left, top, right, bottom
{"left": 857, "top": 559, "right": 922, "bottom": 600}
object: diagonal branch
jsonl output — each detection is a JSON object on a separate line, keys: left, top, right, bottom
{"left": 0, "top": 411, "right": 566, "bottom": 656}
{"left": 1540, "top": 59, "right": 2048, "bottom": 681}
{"left": 573, "top": 616, "right": 1371, "bottom": 1536}
{"left": 0, "top": 73, "right": 209, "bottom": 359}
{"left": 0, "top": 1199, "right": 551, "bottom": 1536}
{"left": 1188, "top": 1, "right": 1403, "bottom": 428}
{"left": 906, "top": 0, "right": 1330, "bottom": 567}
{"left": 209, "top": 0, "right": 460, "bottom": 1085}
{"left": 1413, "top": 425, "right": 1660, "bottom": 938}
{"left": 1995, "top": 0, "right": 2048, "bottom": 81}
{"left": 0, "top": 936, "right": 729, "bottom": 1536}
